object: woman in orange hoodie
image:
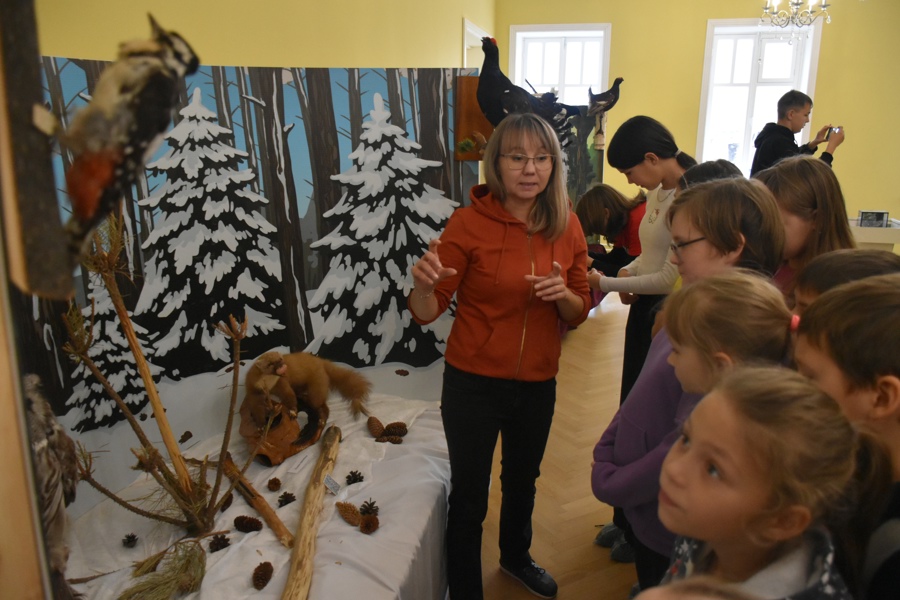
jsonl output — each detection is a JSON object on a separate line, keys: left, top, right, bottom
{"left": 409, "top": 113, "right": 591, "bottom": 600}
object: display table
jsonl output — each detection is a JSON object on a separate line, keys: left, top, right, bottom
{"left": 67, "top": 394, "right": 450, "bottom": 599}
{"left": 849, "top": 218, "right": 900, "bottom": 252}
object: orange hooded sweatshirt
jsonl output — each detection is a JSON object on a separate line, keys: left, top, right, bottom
{"left": 410, "top": 184, "right": 590, "bottom": 381}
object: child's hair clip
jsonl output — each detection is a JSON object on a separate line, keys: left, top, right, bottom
{"left": 790, "top": 313, "right": 800, "bottom": 333}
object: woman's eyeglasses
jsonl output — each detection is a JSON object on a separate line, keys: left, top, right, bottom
{"left": 500, "top": 153, "right": 555, "bottom": 171}
{"left": 670, "top": 237, "right": 706, "bottom": 260}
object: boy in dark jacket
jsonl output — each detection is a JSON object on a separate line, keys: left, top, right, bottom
{"left": 750, "top": 89, "right": 844, "bottom": 175}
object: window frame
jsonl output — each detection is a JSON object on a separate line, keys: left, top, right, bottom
{"left": 696, "top": 19, "right": 823, "bottom": 174}
{"left": 509, "top": 23, "right": 612, "bottom": 107}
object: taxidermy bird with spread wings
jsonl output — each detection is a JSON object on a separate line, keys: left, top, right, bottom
{"left": 476, "top": 37, "right": 585, "bottom": 149}
{"left": 49, "top": 14, "right": 198, "bottom": 266}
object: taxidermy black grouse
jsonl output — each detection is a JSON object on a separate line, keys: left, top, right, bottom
{"left": 476, "top": 37, "right": 584, "bottom": 148}
{"left": 587, "top": 77, "right": 624, "bottom": 116}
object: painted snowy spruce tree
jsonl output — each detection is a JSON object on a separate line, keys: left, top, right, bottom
{"left": 66, "top": 275, "right": 159, "bottom": 431}
{"left": 134, "top": 88, "right": 286, "bottom": 380}
{"left": 307, "top": 92, "right": 457, "bottom": 367}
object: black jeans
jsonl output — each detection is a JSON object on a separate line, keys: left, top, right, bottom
{"left": 620, "top": 293, "right": 666, "bottom": 405}
{"left": 621, "top": 518, "right": 671, "bottom": 591}
{"left": 441, "top": 363, "right": 557, "bottom": 600}
{"left": 589, "top": 246, "right": 634, "bottom": 277}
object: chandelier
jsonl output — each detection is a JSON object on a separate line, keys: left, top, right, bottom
{"left": 760, "top": 0, "right": 832, "bottom": 28}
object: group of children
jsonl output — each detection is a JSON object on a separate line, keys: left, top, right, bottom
{"left": 579, "top": 118, "right": 898, "bottom": 600}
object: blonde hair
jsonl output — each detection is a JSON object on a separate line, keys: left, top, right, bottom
{"left": 482, "top": 113, "right": 569, "bottom": 241}
{"left": 667, "top": 179, "right": 784, "bottom": 277}
{"left": 753, "top": 155, "right": 855, "bottom": 269}
{"left": 665, "top": 271, "right": 792, "bottom": 375}
{"left": 715, "top": 366, "right": 890, "bottom": 529}
{"left": 715, "top": 366, "right": 893, "bottom": 596}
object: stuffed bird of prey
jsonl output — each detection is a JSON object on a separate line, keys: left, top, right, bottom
{"left": 24, "top": 374, "right": 81, "bottom": 599}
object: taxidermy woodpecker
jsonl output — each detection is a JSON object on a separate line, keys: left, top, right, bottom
{"left": 24, "top": 374, "right": 81, "bottom": 599}
{"left": 61, "top": 14, "right": 199, "bottom": 265}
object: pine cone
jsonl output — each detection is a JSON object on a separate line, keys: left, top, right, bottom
{"left": 252, "top": 561, "right": 274, "bottom": 590}
{"left": 234, "top": 515, "right": 263, "bottom": 533}
{"left": 278, "top": 492, "right": 296, "bottom": 507}
{"left": 375, "top": 435, "right": 403, "bottom": 444}
{"left": 220, "top": 492, "right": 234, "bottom": 512}
{"left": 359, "top": 498, "right": 379, "bottom": 516}
{"left": 336, "top": 501, "right": 361, "bottom": 526}
{"left": 267, "top": 477, "right": 282, "bottom": 492}
{"left": 209, "top": 534, "right": 230, "bottom": 553}
{"left": 383, "top": 422, "right": 408, "bottom": 437}
{"left": 359, "top": 514, "right": 380, "bottom": 535}
{"left": 367, "top": 416, "right": 385, "bottom": 438}
{"left": 346, "top": 470, "right": 365, "bottom": 485}
{"left": 122, "top": 533, "right": 138, "bottom": 548}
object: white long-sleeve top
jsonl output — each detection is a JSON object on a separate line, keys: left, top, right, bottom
{"left": 598, "top": 185, "right": 679, "bottom": 295}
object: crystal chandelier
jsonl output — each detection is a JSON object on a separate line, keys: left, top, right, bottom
{"left": 760, "top": 0, "right": 832, "bottom": 28}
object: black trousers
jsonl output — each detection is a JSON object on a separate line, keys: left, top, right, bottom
{"left": 441, "top": 363, "right": 557, "bottom": 600}
{"left": 619, "top": 293, "right": 667, "bottom": 405}
{"left": 621, "top": 517, "right": 672, "bottom": 591}
{"left": 589, "top": 246, "right": 634, "bottom": 277}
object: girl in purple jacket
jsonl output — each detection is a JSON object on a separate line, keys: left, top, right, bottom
{"left": 591, "top": 178, "right": 785, "bottom": 591}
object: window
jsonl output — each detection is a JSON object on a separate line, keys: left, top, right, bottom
{"left": 510, "top": 24, "right": 611, "bottom": 107}
{"left": 697, "top": 20, "right": 822, "bottom": 175}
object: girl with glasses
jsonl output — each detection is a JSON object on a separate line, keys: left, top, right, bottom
{"left": 408, "top": 113, "right": 591, "bottom": 600}
{"left": 592, "top": 178, "right": 785, "bottom": 593}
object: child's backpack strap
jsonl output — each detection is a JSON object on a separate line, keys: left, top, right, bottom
{"left": 862, "top": 518, "right": 900, "bottom": 590}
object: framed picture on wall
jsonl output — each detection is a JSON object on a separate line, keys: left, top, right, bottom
{"left": 858, "top": 210, "right": 890, "bottom": 228}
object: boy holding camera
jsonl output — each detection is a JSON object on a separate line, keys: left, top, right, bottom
{"left": 750, "top": 89, "right": 844, "bottom": 175}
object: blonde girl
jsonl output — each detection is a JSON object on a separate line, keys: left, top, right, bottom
{"left": 658, "top": 367, "right": 892, "bottom": 600}
{"left": 664, "top": 271, "right": 792, "bottom": 394}
{"left": 752, "top": 155, "right": 855, "bottom": 298}
{"left": 592, "top": 178, "right": 785, "bottom": 592}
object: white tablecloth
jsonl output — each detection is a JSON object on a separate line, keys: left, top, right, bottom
{"left": 67, "top": 394, "right": 450, "bottom": 599}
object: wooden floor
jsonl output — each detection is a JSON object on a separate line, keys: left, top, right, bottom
{"left": 481, "top": 294, "right": 637, "bottom": 599}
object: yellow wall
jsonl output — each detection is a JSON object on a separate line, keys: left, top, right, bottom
{"left": 35, "top": 0, "right": 898, "bottom": 216}
{"left": 494, "top": 0, "right": 900, "bottom": 218}
{"left": 34, "top": 0, "right": 495, "bottom": 68}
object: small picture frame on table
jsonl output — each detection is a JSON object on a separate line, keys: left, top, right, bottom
{"left": 858, "top": 211, "right": 890, "bottom": 228}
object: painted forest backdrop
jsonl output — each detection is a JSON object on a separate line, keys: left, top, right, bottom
{"left": 13, "top": 57, "right": 598, "bottom": 444}
{"left": 13, "top": 61, "right": 479, "bottom": 433}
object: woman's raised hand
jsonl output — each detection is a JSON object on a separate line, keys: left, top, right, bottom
{"left": 411, "top": 239, "right": 457, "bottom": 294}
{"left": 526, "top": 261, "right": 567, "bottom": 301}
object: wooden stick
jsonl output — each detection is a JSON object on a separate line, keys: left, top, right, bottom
{"left": 282, "top": 426, "right": 342, "bottom": 600}
{"left": 103, "top": 270, "right": 193, "bottom": 494}
{"left": 221, "top": 454, "right": 294, "bottom": 548}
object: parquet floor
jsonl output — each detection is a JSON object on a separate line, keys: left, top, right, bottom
{"left": 481, "top": 294, "right": 637, "bottom": 599}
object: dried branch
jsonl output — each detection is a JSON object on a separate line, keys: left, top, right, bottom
{"left": 87, "top": 215, "right": 193, "bottom": 494}
{"left": 206, "top": 315, "right": 247, "bottom": 521}
{"left": 62, "top": 312, "right": 162, "bottom": 466}
{"left": 76, "top": 446, "right": 188, "bottom": 529}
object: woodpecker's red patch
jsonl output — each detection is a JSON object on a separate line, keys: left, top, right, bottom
{"left": 65, "top": 150, "right": 121, "bottom": 221}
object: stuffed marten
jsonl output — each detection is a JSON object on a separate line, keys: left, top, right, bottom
{"left": 242, "top": 351, "right": 371, "bottom": 446}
